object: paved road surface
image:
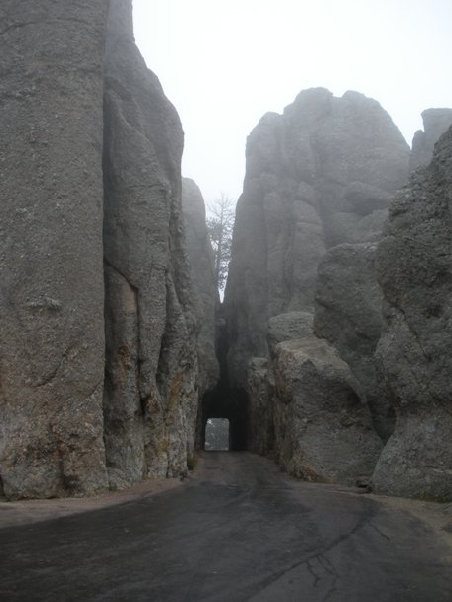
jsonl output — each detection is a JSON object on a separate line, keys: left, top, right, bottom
{"left": 1, "top": 452, "right": 451, "bottom": 601}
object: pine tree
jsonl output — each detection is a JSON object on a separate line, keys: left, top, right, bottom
{"left": 206, "top": 194, "right": 235, "bottom": 293}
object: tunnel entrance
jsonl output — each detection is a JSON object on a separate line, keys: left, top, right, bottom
{"left": 205, "top": 418, "right": 230, "bottom": 451}
{"left": 199, "top": 386, "right": 249, "bottom": 452}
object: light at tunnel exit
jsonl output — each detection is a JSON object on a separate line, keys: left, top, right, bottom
{"left": 205, "top": 418, "right": 230, "bottom": 451}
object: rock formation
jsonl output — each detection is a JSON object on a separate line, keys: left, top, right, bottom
{"left": 0, "top": 0, "right": 110, "bottom": 499}
{"left": 373, "top": 125, "right": 452, "bottom": 501}
{"left": 181, "top": 178, "right": 220, "bottom": 446}
{"left": 410, "top": 108, "right": 452, "bottom": 170}
{"left": 314, "top": 243, "right": 394, "bottom": 441}
{"left": 102, "top": 0, "right": 199, "bottom": 488}
{"left": 0, "top": 0, "right": 203, "bottom": 499}
{"left": 182, "top": 179, "right": 219, "bottom": 395}
{"left": 225, "top": 88, "right": 409, "bottom": 390}
{"left": 223, "top": 89, "right": 408, "bottom": 483}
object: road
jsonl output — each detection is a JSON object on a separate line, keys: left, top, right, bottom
{"left": 1, "top": 452, "right": 451, "bottom": 601}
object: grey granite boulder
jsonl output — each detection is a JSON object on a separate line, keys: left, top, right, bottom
{"left": 373, "top": 125, "right": 452, "bottom": 500}
{"left": 314, "top": 243, "right": 394, "bottom": 440}
{"left": 272, "top": 335, "right": 382, "bottom": 484}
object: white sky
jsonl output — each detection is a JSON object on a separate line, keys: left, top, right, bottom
{"left": 132, "top": 0, "right": 452, "bottom": 204}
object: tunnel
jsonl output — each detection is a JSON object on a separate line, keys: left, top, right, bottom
{"left": 199, "top": 385, "right": 249, "bottom": 451}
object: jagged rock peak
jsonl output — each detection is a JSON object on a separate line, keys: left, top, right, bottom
{"left": 225, "top": 87, "right": 409, "bottom": 389}
{"left": 410, "top": 107, "right": 452, "bottom": 170}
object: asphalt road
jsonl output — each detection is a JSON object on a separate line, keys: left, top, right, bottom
{"left": 1, "top": 452, "right": 451, "bottom": 601}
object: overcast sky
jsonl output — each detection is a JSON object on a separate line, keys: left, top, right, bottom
{"left": 132, "top": 0, "right": 452, "bottom": 204}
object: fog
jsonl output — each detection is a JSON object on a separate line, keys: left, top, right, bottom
{"left": 132, "top": 0, "right": 452, "bottom": 204}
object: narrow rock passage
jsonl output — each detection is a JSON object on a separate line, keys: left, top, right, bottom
{"left": 1, "top": 453, "right": 451, "bottom": 601}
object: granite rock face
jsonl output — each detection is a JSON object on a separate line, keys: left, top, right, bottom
{"left": 410, "top": 108, "right": 452, "bottom": 170}
{"left": 314, "top": 243, "right": 394, "bottom": 440}
{"left": 102, "top": 0, "right": 198, "bottom": 487}
{"left": 182, "top": 179, "right": 219, "bottom": 397}
{"left": 182, "top": 179, "right": 220, "bottom": 447}
{"left": 259, "top": 312, "right": 382, "bottom": 482}
{"left": 223, "top": 89, "right": 408, "bottom": 482}
{"left": 0, "top": 0, "right": 200, "bottom": 498}
{"left": 272, "top": 334, "right": 382, "bottom": 484}
{"left": 373, "top": 126, "right": 452, "bottom": 501}
{"left": 225, "top": 88, "right": 409, "bottom": 390}
{"left": 0, "top": 0, "right": 110, "bottom": 499}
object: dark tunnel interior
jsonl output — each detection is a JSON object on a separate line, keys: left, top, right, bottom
{"left": 199, "top": 385, "right": 249, "bottom": 451}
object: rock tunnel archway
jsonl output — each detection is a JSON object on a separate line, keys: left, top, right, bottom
{"left": 199, "top": 385, "right": 249, "bottom": 451}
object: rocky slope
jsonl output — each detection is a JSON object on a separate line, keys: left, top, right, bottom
{"left": 224, "top": 88, "right": 410, "bottom": 483}
{"left": 373, "top": 125, "right": 452, "bottom": 501}
{"left": 0, "top": 0, "right": 204, "bottom": 499}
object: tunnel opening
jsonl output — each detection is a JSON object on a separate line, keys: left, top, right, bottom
{"left": 199, "top": 385, "right": 249, "bottom": 451}
{"left": 204, "top": 418, "right": 230, "bottom": 451}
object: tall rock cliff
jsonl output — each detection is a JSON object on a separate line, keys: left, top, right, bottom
{"left": 0, "top": 0, "right": 200, "bottom": 499}
{"left": 223, "top": 88, "right": 409, "bottom": 483}
{"left": 0, "top": 0, "right": 110, "bottom": 499}
{"left": 181, "top": 178, "right": 220, "bottom": 446}
{"left": 102, "top": 0, "right": 198, "bottom": 487}
{"left": 373, "top": 125, "right": 452, "bottom": 501}
{"left": 225, "top": 88, "right": 409, "bottom": 389}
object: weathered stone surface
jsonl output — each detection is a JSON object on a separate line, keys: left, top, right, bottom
{"left": 224, "top": 88, "right": 409, "bottom": 390}
{"left": 0, "top": 0, "right": 110, "bottom": 499}
{"left": 103, "top": 0, "right": 198, "bottom": 486}
{"left": 267, "top": 311, "right": 314, "bottom": 352}
{"left": 373, "top": 126, "right": 452, "bottom": 500}
{"left": 272, "top": 336, "right": 382, "bottom": 484}
{"left": 182, "top": 178, "right": 220, "bottom": 450}
{"left": 0, "top": 0, "right": 201, "bottom": 499}
{"left": 314, "top": 243, "right": 394, "bottom": 440}
{"left": 410, "top": 108, "right": 452, "bottom": 170}
{"left": 247, "top": 358, "right": 274, "bottom": 456}
{"left": 182, "top": 179, "right": 219, "bottom": 396}
{"left": 222, "top": 88, "right": 409, "bottom": 484}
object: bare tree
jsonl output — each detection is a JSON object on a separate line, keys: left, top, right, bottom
{"left": 206, "top": 194, "right": 235, "bottom": 293}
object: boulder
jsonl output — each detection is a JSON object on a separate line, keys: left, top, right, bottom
{"left": 272, "top": 336, "right": 382, "bottom": 484}
{"left": 373, "top": 126, "right": 452, "bottom": 500}
{"left": 314, "top": 243, "right": 394, "bottom": 440}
